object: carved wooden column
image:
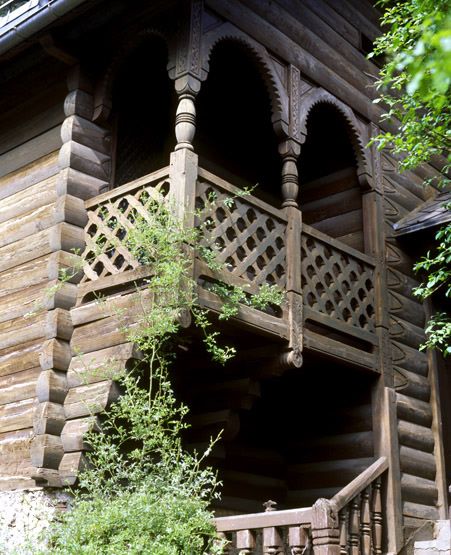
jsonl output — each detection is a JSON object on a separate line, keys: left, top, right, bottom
{"left": 168, "top": 0, "right": 203, "bottom": 228}
{"left": 278, "top": 65, "right": 303, "bottom": 369}
{"left": 311, "top": 499, "right": 340, "bottom": 555}
{"left": 369, "top": 123, "right": 404, "bottom": 553}
{"left": 280, "top": 136, "right": 303, "bottom": 370}
{"left": 170, "top": 77, "right": 200, "bottom": 230}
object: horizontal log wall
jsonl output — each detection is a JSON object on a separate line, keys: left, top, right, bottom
{"left": 0, "top": 60, "right": 110, "bottom": 488}
{"left": 381, "top": 151, "right": 445, "bottom": 534}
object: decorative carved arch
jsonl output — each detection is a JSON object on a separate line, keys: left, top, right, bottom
{"left": 200, "top": 22, "right": 289, "bottom": 138}
{"left": 93, "top": 28, "right": 173, "bottom": 123}
{"left": 298, "top": 88, "right": 372, "bottom": 189}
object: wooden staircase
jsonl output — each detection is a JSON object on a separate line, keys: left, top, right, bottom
{"left": 214, "top": 457, "right": 388, "bottom": 554}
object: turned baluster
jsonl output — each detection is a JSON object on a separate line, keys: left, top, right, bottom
{"left": 371, "top": 479, "right": 383, "bottom": 555}
{"left": 175, "top": 92, "right": 196, "bottom": 151}
{"left": 288, "top": 525, "right": 310, "bottom": 555}
{"left": 360, "top": 488, "right": 371, "bottom": 555}
{"left": 260, "top": 500, "right": 282, "bottom": 555}
{"left": 236, "top": 529, "right": 256, "bottom": 555}
{"left": 349, "top": 497, "right": 360, "bottom": 555}
{"left": 338, "top": 509, "right": 348, "bottom": 555}
{"left": 263, "top": 527, "right": 283, "bottom": 555}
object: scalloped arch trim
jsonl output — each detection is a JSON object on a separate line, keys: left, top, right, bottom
{"left": 201, "top": 23, "right": 289, "bottom": 137}
{"left": 298, "top": 89, "right": 371, "bottom": 182}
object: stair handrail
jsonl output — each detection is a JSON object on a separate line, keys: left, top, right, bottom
{"left": 330, "top": 455, "right": 388, "bottom": 512}
{"left": 214, "top": 505, "right": 312, "bottom": 532}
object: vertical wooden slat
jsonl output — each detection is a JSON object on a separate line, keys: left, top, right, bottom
{"left": 360, "top": 488, "right": 371, "bottom": 555}
{"left": 349, "top": 497, "right": 360, "bottom": 555}
{"left": 371, "top": 479, "right": 383, "bottom": 555}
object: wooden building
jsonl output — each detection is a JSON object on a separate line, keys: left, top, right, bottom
{"left": 0, "top": 0, "right": 449, "bottom": 552}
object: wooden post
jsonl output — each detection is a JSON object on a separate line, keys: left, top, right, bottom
{"left": 369, "top": 124, "right": 404, "bottom": 553}
{"left": 348, "top": 497, "right": 360, "bottom": 555}
{"left": 280, "top": 138, "right": 303, "bottom": 365}
{"left": 170, "top": 75, "right": 201, "bottom": 227}
{"left": 311, "top": 498, "right": 340, "bottom": 555}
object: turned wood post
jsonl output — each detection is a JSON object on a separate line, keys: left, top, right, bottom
{"left": 280, "top": 138, "right": 303, "bottom": 366}
{"left": 236, "top": 529, "right": 256, "bottom": 555}
{"left": 170, "top": 76, "right": 201, "bottom": 226}
{"left": 311, "top": 499, "right": 340, "bottom": 555}
{"left": 175, "top": 91, "right": 196, "bottom": 151}
{"left": 262, "top": 500, "right": 283, "bottom": 555}
{"left": 289, "top": 525, "right": 310, "bottom": 554}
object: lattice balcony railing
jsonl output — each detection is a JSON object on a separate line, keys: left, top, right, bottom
{"left": 78, "top": 167, "right": 171, "bottom": 302}
{"left": 301, "top": 224, "right": 376, "bottom": 341}
{"left": 78, "top": 166, "right": 377, "bottom": 345}
{"left": 195, "top": 168, "right": 287, "bottom": 291}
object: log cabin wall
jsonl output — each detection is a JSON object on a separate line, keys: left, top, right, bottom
{"left": 0, "top": 0, "right": 449, "bottom": 548}
{"left": 378, "top": 150, "right": 448, "bottom": 535}
{"left": 0, "top": 49, "right": 80, "bottom": 489}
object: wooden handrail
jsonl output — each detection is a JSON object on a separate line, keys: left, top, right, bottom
{"left": 214, "top": 506, "right": 312, "bottom": 532}
{"left": 302, "top": 222, "right": 376, "bottom": 267}
{"left": 197, "top": 166, "right": 288, "bottom": 223}
{"left": 331, "top": 456, "right": 388, "bottom": 512}
{"left": 85, "top": 166, "right": 170, "bottom": 209}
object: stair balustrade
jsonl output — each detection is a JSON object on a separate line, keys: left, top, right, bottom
{"left": 213, "top": 457, "right": 387, "bottom": 555}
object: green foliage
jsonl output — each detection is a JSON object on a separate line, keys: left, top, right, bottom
{"left": 371, "top": 0, "right": 451, "bottom": 356}
{"left": 370, "top": 0, "right": 450, "bottom": 174}
{"left": 414, "top": 222, "right": 451, "bottom": 355}
{"left": 39, "top": 191, "right": 282, "bottom": 553}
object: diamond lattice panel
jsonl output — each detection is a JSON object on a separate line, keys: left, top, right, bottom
{"left": 196, "top": 180, "right": 287, "bottom": 288}
{"left": 81, "top": 178, "right": 171, "bottom": 283}
{"left": 301, "top": 232, "right": 375, "bottom": 332}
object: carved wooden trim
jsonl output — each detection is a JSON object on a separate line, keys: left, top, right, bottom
{"left": 200, "top": 21, "right": 289, "bottom": 137}
{"left": 298, "top": 88, "right": 372, "bottom": 190}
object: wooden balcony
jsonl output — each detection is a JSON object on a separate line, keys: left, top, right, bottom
{"left": 77, "top": 166, "right": 378, "bottom": 368}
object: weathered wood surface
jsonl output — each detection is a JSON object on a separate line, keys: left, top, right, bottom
{"left": 0, "top": 368, "right": 40, "bottom": 405}
{"left": 0, "top": 280, "right": 77, "bottom": 325}
{"left": 33, "top": 402, "right": 66, "bottom": 435}
{"left": 58, "top": 451, "right": 85, "bottom": 486}
{"left": 0, "top": 152, "right": 60, "bottom": 201}
{"left": 0, "top": 223, "right": 84, "bottom": 274}
{"left": 0, "top": 129, "right": 61, "bottom": 180}
{"left": 64, "top": 380, "right": 120, "bottom": 420}
{"left": 61, "top": 416, "right": 98, "bottom": 452}
{"left": 0, "top": 252, "right": 81, "bottom": 300}
{"left": 0, "top": 398, "right": 35, "bottom": 434}
{"left": 0, "top": 196, "right": 86, "bottom": 249}
{"left": 0, "top": 309, "right": 72, "bottom": 351}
